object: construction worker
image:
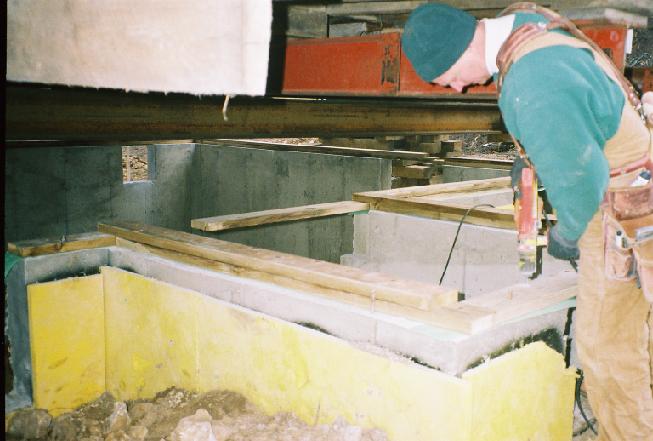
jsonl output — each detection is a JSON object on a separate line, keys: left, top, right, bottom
{"left": 401, "top": 3, "right": 652, "bottom": 440}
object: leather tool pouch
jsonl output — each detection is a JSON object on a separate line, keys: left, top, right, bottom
{"left": 602, "top": 167, "right": 653, "bottom": 301}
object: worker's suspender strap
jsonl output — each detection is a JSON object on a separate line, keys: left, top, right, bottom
{"left": 494, "top": 2, "right": 651, "bottom": 161}
{"left": 496, "top": 2, "right": 644, "bottom": 118}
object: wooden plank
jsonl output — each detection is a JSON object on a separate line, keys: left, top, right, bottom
{"left": 443, "top": 156, "right": 513, "bottom": 170}
{"left": 392, "top": 164, "right": 435, "bottom": 180}
{"left": 353, "top": 176, "right": 511, "bottom": 202}
{"left": 191, "top": 201, "right": 369, "bottom": 232}
{"left": 99, "top": 221, "right": 457, "bottom": 311}
{"left": 204, "top": 139, "right": 431, "bottom": 161}
{"left": 7, "top": 232, "right": 116, "bottom": 257}
{"left": 115, "top": 237, "right": 493, "bottom": 334}
{"left": 463, "top": 271, "right": 578, "bottom": 326}
{"left": 366, "top": 196, "right": 515, "bottom": 229}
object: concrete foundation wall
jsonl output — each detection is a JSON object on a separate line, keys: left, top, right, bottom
{"left": 6, "top": 246, "right": 574, "bottom": 415}
{"left": 441, "top": 165, "right": 509, "bottom": 183}
{"left": 5, "top": 143, "right": 391, "bottom": 262}
{"left": 191, "top": 144, "right": 391, "bottom": 262}
{"left": 5, "top": 144, "right": 196, "bottom": 242}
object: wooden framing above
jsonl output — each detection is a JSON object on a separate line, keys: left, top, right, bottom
{"left": 191, "top": 201, "right": 370, "bottom": 232}
{"left": 353, "top": 177, "right": 515, "bottom": 229}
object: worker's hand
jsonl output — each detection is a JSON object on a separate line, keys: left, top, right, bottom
{"left": 547, "top": 224, "right": 580, "bottom": 261}
{"left": 642, "top": 92, "right": 653, "bottom": 127}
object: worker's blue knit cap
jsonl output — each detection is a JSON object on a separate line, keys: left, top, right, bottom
{"left": 402, "top": 3, "right": 477, "bottom": 82}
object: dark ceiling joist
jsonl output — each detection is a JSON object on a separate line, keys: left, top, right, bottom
{"left": 5, "top": 85, "right": 504, "bottom": 144}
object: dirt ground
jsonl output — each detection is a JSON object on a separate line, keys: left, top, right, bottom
{"left": 122, "top": 146, "right": 149, "bottom": 182}
{"left": 6, "top": 388, "right": 387, "bottom": 441}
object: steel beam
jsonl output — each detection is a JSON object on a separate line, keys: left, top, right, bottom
{"left": 5, "top": 85, "right": 504, "bottom": 143}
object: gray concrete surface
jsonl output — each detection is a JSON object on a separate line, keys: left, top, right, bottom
{"left": 6, "top": 246, "right": 576, "bottom": 411}
{"left": 342, "top": 210, "right": 570, "bottom": 298}
{"left": 191, "top": 144, "right": 390, "bottom": 262}
{"left": 442, "top": 165, "right": 509, "bottom": 183}
{"left": 5, "top": 249, "right": 110, "bottom": 412}
{"left": 5, "top": 143, "right": 391, "bottom": 263}
{"left": 5, "top": 144, "right": 196, "bottom": 242}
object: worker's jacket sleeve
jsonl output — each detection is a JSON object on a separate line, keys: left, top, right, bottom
{"left": 498, "top": 45, "right": 625, "bottom": 242}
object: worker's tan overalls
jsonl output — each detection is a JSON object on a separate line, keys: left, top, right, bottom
{"left": 509, "top": 32, "right": 653, "bottom": 440}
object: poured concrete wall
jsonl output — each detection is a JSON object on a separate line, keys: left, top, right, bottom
{"left": 192, "top": 144, "right": 390, "bottom": 262}
{"left": 5, "top": 144, "right": 196, "bottom": 242}
{"left": 5, "top": 143, "right": 391, "bottom": 262}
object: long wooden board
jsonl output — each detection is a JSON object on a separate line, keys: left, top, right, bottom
{"left": 353, "top": 176, "right": 511, "bottom": 201}
{"left": 115, "top": 237, "right": 494, "bottom": 334}
{"left": 99, "top": 221, "right": 457, "bottom": 312}
{"left": 463, "top": 271, "right": 578, "bottom": 327}
{"left": 114, "top": 235, "right": 576, "bottom": 335}
{"left": 7, "top": 232, "right": 116, "bottom": 257}
{"left": 358, "top": 195, "right": 514, "bottom": 229}
{"left": 191, "top": 201, "right": 369, "bottom": 232}
{"left": 202, "top": 139, "right": 432, "bottom": 161}
{"left": 352, "top": 177, "right": 514, "bottom": 229}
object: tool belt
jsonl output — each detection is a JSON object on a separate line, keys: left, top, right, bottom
{"left": 602, "top": 158, "right": 653, "bottom": 302}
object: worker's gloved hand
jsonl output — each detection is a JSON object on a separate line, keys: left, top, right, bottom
{"left": 642, "top": 91, "right": 653, "bottom": 127}
{"left": 510, "top": 156, "right": 530, "bottom": 201}
{"left": 547, "top": 224, "right": 580, "bottom": 261}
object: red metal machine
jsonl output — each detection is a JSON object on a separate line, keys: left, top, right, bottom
{"left": 282, "top": 24, "right": 646, "bottom": 97}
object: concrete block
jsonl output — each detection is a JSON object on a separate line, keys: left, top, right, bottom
{"left": 24, "top": 248, "right": 109, "bottom": 284}
{"left": 231, "top": 281, "right": 378, "bottom": 342}
{"left": 433, "top": 188, "right": 513, "bottom": 207}
{"left": 110, "top": 247, "right": 376, "bottom": 342}
{"left": 442, "top": 166, "right": 509, "bottom": 183}
{"left": 347, "top": 210, "right": 569, "bottom": 298}
{"left": 108, "top": 247, "right": 235, "bottom": 303}
{"left": 374, "top": 300, "right": 572, "bottom": 376}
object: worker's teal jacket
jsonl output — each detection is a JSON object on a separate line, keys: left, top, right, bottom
{"left": 497, "top": 13, "right": 624, "bottom": 242}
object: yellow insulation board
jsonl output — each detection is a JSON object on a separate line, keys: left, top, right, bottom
{"left": 103, "top": 267, "right": 199, "bottom": 399}
{"left": 27, "top": 274, "right": 105, "bottom": 416}
{"left": 463, "top": 344, "right": 576, "bottom": 440}
{"left": 28, "top": 267, "right": 576, "bottom": 440}
{"left": 102, "top": 266, "right": 472, "bottom": 441}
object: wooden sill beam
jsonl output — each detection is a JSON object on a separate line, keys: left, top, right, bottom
{"left": 353, "top": 177, "right": 514, "bottom": 229}
{"left": 6, "top": 86, "right": 504, "bottom": 142}
{"left": 201, "top": 139, "right": 431, "bottom": 161}
{"left": 191, "top": 201, "right": 370, "bottom": 232}
{"left": 7, "top": 232, "right": 116, "bottom": 257}
{"left": 99, "top": 221, "right": 457, "bottom": 312}
{"left": 353, "top": 176, "right": 511, "bottom": 201}
{"left": 110, "top": 228, "right": 576, "bottom": 335}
